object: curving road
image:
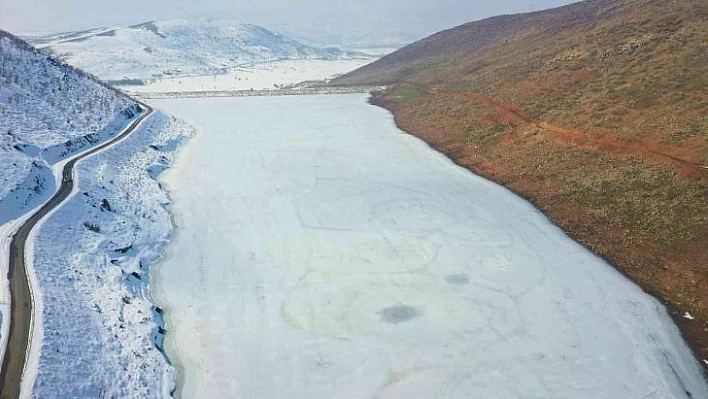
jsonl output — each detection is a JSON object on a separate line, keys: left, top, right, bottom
{"left": 0, "top": 104, "right": 153, "bottom": 398}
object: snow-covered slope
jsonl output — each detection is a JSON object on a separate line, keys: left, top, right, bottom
{"left": 28, "top": 112, "right": 191, "bottom": 397}
{"left": 32, "top": 20, "right": 365, "bottom": 83}
{"left": 0, "top": 30, "right": 142, "bottom": 225}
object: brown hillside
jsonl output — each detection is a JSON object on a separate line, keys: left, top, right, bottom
{"left": 334, "top": 0, "right": 708, "bottom": 372}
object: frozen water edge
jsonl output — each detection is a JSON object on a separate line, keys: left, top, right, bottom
{"left": 152, "top": 94, "right": 707, "bottom": 398}
{"left": 25, "top": 111, "right": 192, "bottom": 397}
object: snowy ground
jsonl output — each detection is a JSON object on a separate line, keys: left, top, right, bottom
{"left": 151, "top": 94, "right": 708, "bottom": 398}
{"left": 117, "top": 59, "right": 374, "bottom": 94}
{"left": 24, "top": 112, "right": 192, "bottom": 397}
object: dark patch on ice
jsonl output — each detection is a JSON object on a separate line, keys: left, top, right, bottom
{"left": 381, "top": 305, "right": 418, "bottom": 324}
{"left": 152, "top": 304, "right": 174, "bottom": 373}
{"left": 446, "top": 273, "right": 470, "bottom": 285}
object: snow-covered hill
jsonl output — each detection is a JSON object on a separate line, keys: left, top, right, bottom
{"left": 31, "top": 20, "right": 365, "bottom": 83}
{"left": 0, "top": 30, "right": 140, "bottom": 223}
{"left": 29, "top": 112, "right": 191, "bottom": 397}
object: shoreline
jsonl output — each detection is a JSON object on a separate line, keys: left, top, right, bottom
{"left": 133, "top": 113, "right": 195, "bottom": 397}
{"left": 150, "top": 191, "right": 187, "bottom": 398}
{"left": 148, "top": 120, "right": 197, "bottom": 398}
{"left": 367, "top": 92, "right": 708, "bottom": 377}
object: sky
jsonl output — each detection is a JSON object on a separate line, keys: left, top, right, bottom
{"left": 0, "top": 0, "right": 578, "bottom": 43}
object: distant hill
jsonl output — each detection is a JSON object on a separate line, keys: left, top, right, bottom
{"left": 0, "top": 29, "right": 141, "bottom": 222}
{"left": 28, "top": 20, "right": 364, "bottom": 84}
{"left": 334, "top": 0, "right": 708, "bottom": 370}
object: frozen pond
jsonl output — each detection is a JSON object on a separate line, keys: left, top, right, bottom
{"left": 151, "top": 94, "right": 707, "bottom": 398}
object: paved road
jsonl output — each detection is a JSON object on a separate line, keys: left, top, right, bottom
{"left": 0, "top": 104, "right": 153, "bottom": 398}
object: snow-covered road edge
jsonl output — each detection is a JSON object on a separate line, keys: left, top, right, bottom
{"left": 25, "top": 111, "right": 192, "bottom": 396}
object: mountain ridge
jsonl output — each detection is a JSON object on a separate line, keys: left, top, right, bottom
{"left": 29, "top": 19, "right": 365, "bottom": 83}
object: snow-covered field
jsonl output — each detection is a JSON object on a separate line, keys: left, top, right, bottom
{"left": 151, "top": 94, "right": 708, "bottom": 398}
{"left": 118, "top": 59, "right": 374, "bottom": 94}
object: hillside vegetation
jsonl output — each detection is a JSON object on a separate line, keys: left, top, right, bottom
{"left": 334, "top": 0, "right": 708, "bottom": 369}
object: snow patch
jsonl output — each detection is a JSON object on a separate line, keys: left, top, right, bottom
{"left": 0, "top": 161, "right": 55, "bottom": 225}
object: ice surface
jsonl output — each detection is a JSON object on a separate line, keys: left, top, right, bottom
{"left": 151, "top": 94, "right": 708, "bottom": 398}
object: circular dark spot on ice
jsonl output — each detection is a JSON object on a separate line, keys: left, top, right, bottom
{"left": 446, "top": 273, "right": 470, "bottom": 285}
{"left": 381, "top": 305, "right": 418, "bottom": 324}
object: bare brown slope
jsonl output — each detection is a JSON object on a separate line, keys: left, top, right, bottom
{"left": 334, "top": 0, "right": 708, "bottom": 373}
